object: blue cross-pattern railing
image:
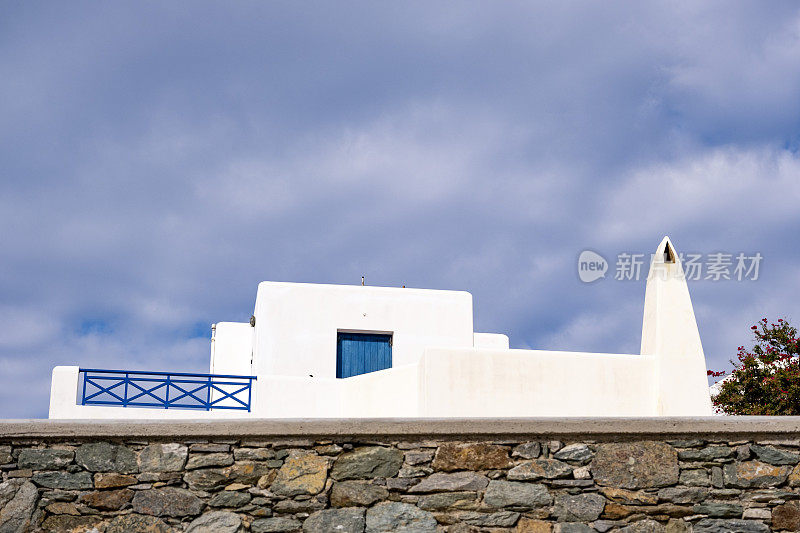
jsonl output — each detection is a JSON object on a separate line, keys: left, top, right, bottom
{"left": 79, "top": 369, "right": 256, "bottom": 411}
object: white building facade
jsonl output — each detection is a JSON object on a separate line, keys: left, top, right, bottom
{"left": 49, "top": 237, "right": 713, "bottom": 419}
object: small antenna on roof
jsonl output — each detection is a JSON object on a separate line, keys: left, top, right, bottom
{"left": 361, "top": 276, "right": 365, "bottom": 286}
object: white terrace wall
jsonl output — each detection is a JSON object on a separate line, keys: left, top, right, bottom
{"left": 252, "top": 349, "right": 659, "bottom": 418}
{"left": 48, "top": 367, "right": 249, "bottom": 420}
{"left": 51, "top": 347, "right": 661, "bottom": 419}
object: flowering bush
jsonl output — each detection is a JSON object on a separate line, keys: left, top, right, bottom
{"left": 710, "top": 318, "right": 800, "bottom": 415}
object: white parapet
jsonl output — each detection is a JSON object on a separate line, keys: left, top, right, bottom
{"left": 48, "top": 366, "right": 80, "bottom": 419}
{"left": 48, "top": 366, "right": 254, "bottom": 420}
{"left": 473, "top": 332, "right": 510, "bottom": 350}
{"left": 210, "top": 322, "right": 253, "bottom": 376}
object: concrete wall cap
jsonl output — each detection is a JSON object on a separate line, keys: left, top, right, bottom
{"left": 2, "top": 417, "right": 800, "bottom": 439}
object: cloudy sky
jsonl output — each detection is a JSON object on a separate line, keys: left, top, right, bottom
{"left": 2, "top": 2, "right": 800, "bottom": 418}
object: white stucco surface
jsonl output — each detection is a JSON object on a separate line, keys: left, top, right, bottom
{"left": 641, "top": 237, "right": 714, "bottom": 415}
{"left": 252, "top": 282, "right": 474, "bottom": 379}
{"left": 49, "top": 237, "right": 715, "bottom": 419}
{"left": 210, "top": 322, "right": 252, "bottom": 376}
{"left": 473, "top": 333, "right": 510, "bottom": 350}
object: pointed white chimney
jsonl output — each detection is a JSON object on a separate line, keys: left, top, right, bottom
{"left": 641, "top": 236, "right": 713, "bottom": 415}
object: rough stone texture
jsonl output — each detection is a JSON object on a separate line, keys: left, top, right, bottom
{"left": 554, "top": 524, "right": 593, "bottom": 533}
{"left": 94, "top": 472, "right": 137, "bottom": 488}
{"left": 658, "top": 487, "right": 708, "bottom": 504}
{"left": 772, "top": 500, "right": 800, "bottom": 530}
{"left": 679, "top": 468, "right": 709, "bottom": 486}
{"left": 132, "top": 487, "right": 204, "bottom": 517}
{"left": 105, "top": 514, "right": 173, "bottom": 533}
{"left": 330, "top": 480, "right": 388, "bottom": 507}
{"left": 508, "top": 459, "right": 573, "bottom": 480}
{"left": 274, "top": 499, "right": 324, "bottom": 514}
{"left": 191, "top": 443, "right": 231, "bottom": 453}
{"left": 303, "top": 508, "right": 365, "bottom": 533}
{"left": 252, "top": 517, "right": 303, "bottom": 532}
{"left": 692, "top": 519, "right": 770, "bottom": 532}
{"left": 270, "top": 453, "right": 328, "bottom": 496}
{"left": 405, "top": 449, "right": 434, "bottom": 465}
{"left": 80, "top": 488, "right": 134, "bottom": 510}
{"left": 186, "top": 452, "right": 234, "bottom": 470}
{"left": 512, "top": 442, "right": 542, "bottom": 459}
{"left": 45, "top": 502, "right": 79, "bottom": 515}
{"left": 228, "top": 461, "right": 273, "bottom": 484}
{"left": 711, "top": 466, "right": 724, "bottom": 488}
{"left": 138, "top": 443, "right": 188, "bottom": 472}
{"left": 31, "top": 471, "right": 92, "bottom": 490}
{"left": 3, "top": 433, "right": 800, "bottom": 532}
{"left": 0, "top": 447, "right": 11, "bottom": 466}
{"left": 749, "top": 444, "right": 800, "bottom": 465}
{"left": 185, "top": 511, "right": 242, "bottom": 533}
{"left": 40, "top": 515, "right": 104, "bottom": 532}
{"left": 184, "top": 468, "right": 229, "bottom": 491}
{"left": 454, "top": 510, "right": 519, "bottom": 526}
{"left": 665, "top": 519, "right": 691, "bottom": 533}
{"left": 409, "top": 472, "right": 489, "bottom": 492}
{"left": 723, "top": 460, "right": 791, "bottom": 488}
{"left": 208, "top": 490, "right": 251, "bottom": 508}
{"left": 694, "top": 502, "right": 743, "bottom": 518}
{"left": 619, "top": 519, "right": 665, "bottom": 533}
{"left": 591, "top": 442, "right": 679, "bottom": 489}
{"left": 742, "top": 508, "right": 771, "bottom": 520}
{"left": 600, "top": 487, "right": 657, "bottom": 505}
{"left": 789, "top": 463, "right": 800, "bottom": 487}
{"left": 75, "top": 442, "right": 137, "bottom": 473}
{"left": 678, "top": 446, "right": 733, "bottom": 461}
{"left": 431, "top": 442, "right": 510, "bottom": 471}
{"left": 553, "top": 493, "right": 605, "bottom": 522}
{"left": 234, "top": 447, "right": 276, "bottom": 461}
{"left": 0, "top": 480, "right": 37, "bottom": 533}
{"left": 366, "top": 501, "right": 437, "bottom": 532}
{"left": 418, "top": 491, "right": 477, "bottom": 511}
{"left": 331, "top": 446, "right": 403, "bottom": 480}
{"left": 16, "top": 448, "right": 73, "bottom": 471}
{"left": 553, "top": 444, "right": 593, "bottom": 464}
{"left": 483, "top": 480, "right": 551, "bottom": 509}
{"left": 517, "top": 518, "right": 552, "bottom": 532}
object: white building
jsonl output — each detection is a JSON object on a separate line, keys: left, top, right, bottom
{"left": 49, "top": 237, "right": 714, "bottom": 419}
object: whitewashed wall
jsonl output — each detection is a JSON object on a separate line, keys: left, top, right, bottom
{"left": 210, "top": 322, "right": 252, "bottom": 376}
{"left": 251, "top": 281, "right": 474, "bottom": 379}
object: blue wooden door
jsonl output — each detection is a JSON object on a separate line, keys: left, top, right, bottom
{"left": 336, "top": 332, "right": 392, "bottom": 378}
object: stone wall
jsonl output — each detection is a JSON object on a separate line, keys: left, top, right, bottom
{"left": 2, "top": 420, "right": 800, "bottom": 532}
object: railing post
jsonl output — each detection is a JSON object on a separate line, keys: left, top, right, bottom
{"left": 206, "top": 375, "right": 212, "bottom": 411}
{"left": 247, "top": 377, "right": 253, "bottom": 412}
{"left": 123, "top": 373, "right": 129, "bottom": 407}
{"left": 164, "top": 374, "right": 170, "bottom": 409}
{"left": 81, "top": 371, "right": 87, "bottom": 406}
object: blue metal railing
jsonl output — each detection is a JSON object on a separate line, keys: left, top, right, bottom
{"left": 79, "top": 368, "right": 256, "bottom": 411}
